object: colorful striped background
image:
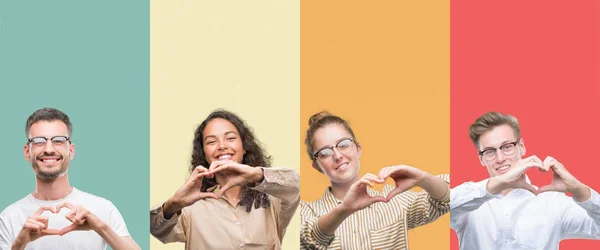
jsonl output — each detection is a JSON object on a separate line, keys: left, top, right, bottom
{"left": 0, "top": 1, "right": 598, "bottom": 249}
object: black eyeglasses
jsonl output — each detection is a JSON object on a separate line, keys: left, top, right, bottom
{"left": 478, "top": 140, "right": 519, "bottom": 161}
{"left": 28, "top": 136, "right": 71, "bottom": 147}
{"left": 313, "top": 138, "right": 355, "bottom": 161}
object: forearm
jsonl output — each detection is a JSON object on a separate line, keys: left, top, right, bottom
{"left": 418, "top": 173, "right": 449, "bottom": 200}
{"left": 11, "top": 240, "right": 26, "bottom": 250}
{"left": 249, "top": 167, "right": 300, "bottom": 204}
{"left": 571, "top": 183, "right": 592, "bottom": 202}
{"left": 162, "top": 198, "right": 183, "bottom": 220}
{"left": 486, "top": 177, "right": 505, "bottom": 195}
{"left": 96, "top": 224, "right": 139, "bottom": 250}
{"left": 317, "top": 205, "right": 353, "bottom": 236}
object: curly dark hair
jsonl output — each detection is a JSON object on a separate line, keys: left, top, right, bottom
{"left": 191, "top": 109, "right": 271, "bottom": 212}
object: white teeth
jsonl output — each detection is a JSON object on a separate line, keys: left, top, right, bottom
{"left": 497, "top": 165, "right": 509, "bottom": 171}
{"left": 218, "top": 155, "right": 232, "bottom": 160}
{"left": 42, "top": 159, "right": 58, "bottom": 163}
{"left": 337, "top": 163, "right": 348, "bottom": 170}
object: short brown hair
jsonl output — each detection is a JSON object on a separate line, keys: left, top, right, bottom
{"left": 25, "top": 108, "right": 73, "bottom": 137}
{"left": 305, "top": 111, "right": 358, "bottom": 171}
{"left": 469, "top": 111, "right": 520, "bottom": 150}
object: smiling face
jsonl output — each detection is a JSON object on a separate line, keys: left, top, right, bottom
{"left": 311, "top": 123, "right": 361, "bottom": 184}
{"left": 202, "top": 118, "right": 246, "bottom": 165}
{"left": 24, "top": 120, "right": 75, "bottom": 181}
{"left": 477, "top": 125, "right": 526, "bottom": 177}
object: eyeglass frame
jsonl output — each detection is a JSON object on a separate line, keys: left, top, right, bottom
{"left": 478, "top": 139, "right": 520, "bottom": 161}
{"left": 27, "top": 136, "right": 71, "bottom": 148}
{"left": 312, "top": 138, "right": 356, "bottom": 161}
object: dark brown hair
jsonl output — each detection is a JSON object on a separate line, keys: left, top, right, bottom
{"left": 469, "top": 111, "right": 520, "bottom": 150}
{"left": 26, "top": 108, "right": 72, "bottom": 137}
{"left": 304, "top": 111, "right": 358, "bottom": 172}
{"left": 191, "top": 109, "right": 271, "bottom": 212}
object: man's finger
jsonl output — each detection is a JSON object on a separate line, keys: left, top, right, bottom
{"left": 538, "top": 184, "right": 558, "bottom": 194}
{"left": 516, "top": 182, "right": 538, "bottom": 195}
{"left": 41, "top": 229, "right": 61, "bottom": 236}
{"left": 34, "top": 206, "right": 54, "bottom": 216}
{"left": 24, "top": 221, "right": 43, "bottom": 230}
{"left": 73, "top": 209, "right": 87, "bottom": 225}
{"left": 56, "top": 202, "right": 74, "bottom": 212}
{"left": 59, "top": 223, "right": 79, "bottom": 236}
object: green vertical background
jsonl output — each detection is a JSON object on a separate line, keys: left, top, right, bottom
{"left": 0, "top": 1, "right": 149, "bottom": 249}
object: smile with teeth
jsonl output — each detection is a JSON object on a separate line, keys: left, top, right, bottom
{"left": 496, "top": 165, "right": 510, "bottom": 172}
{"left": 39, "top": 158, "right": 61, "bottom": 163}
{"left": 217, "top": 154, "right": 233, "bottom": 160}
{"left": 336, "top": 163, "right": 348, "bottom": 170}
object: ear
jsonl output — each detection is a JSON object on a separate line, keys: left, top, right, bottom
{"left": 69, "top": 143, "right": 76, "bottom": 160}
{"left": 478, "top": 154, "right": 486, "bottom": 167}
{"left": 24, "top": 144, "right": 31, "bottom": 161}
{"left": 356, "top": 143, "right": 362, "bottom": 159}
{"left": 519, "top": 138, "right": 526, "bottom": 156}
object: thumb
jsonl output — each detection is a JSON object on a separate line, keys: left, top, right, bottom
{"left": 538, "top": 185, "right": 558, "bottom": 194}
{"left": 217, "top": 183, "right": 234, "bottom": 198}
{"left": 516, "top": 182, "right": 538, "bottom": 195}
{"left": 369, "top": 195, "right": 387, "bottom": 205}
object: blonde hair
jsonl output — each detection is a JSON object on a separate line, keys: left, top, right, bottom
{"left": 469, "top": 111, "right": 520, "bottom": 150}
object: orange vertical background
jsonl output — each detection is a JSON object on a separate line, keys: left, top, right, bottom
{"left": 300, "top": 1, "right": 450, "bottom": 249}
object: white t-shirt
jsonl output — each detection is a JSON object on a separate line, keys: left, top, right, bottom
{"left": 0, "top": 187, "right": 130, "bottom": 250}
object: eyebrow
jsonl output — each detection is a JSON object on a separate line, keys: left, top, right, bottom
{"left": 315, "top": 137, "right": 350, "bottom": 153}
{"left": 203, "top": 131, "right": 239, "bottom": 142}
{"left": 481, "top": 140, "right": 515, "bottom": 150}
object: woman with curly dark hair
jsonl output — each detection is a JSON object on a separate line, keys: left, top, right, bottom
{"left": 150, "top": 109, "right": 300, "bottom": 249}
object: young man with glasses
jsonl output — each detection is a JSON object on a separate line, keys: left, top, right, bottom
{"left": 0, "top": 108, "right": 140, "bottom": 250}
{"left": 450, "top": 111, "right": 600, "bottom": 249}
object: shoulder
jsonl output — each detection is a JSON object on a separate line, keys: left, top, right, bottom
{"left": 0, "top": 195, "right": 35, "bottom": 220}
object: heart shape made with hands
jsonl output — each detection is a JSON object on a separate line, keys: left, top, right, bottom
{"left": 507, "top": 156, "right": 574, "bottom": 196}
{"left": 37, "top": 205, "right": 80, "bottom": 236}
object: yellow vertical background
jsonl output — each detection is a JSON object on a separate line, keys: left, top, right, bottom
{"left": 150, "top": 1, "right": 299, "bottom": 249}
{"left": 300, "top": 1, "right": 450, "bottom": 249}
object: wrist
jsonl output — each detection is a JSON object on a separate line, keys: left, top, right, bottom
{"left": 164, "top": 198, "right": 183, "bottom": 216}
{"left": 12, "top": 239, "right": 26, "bottom": 250}
{"left": 486, "top": 177, "right": 503, "bottom": 195}
{"left": 93, "top": 221, "right": 110, "bottom": 234}
{"left": 334, "top": 203, "right": 354, "bottom": 218}
{"left": 252, "top": 167, "right": 264, "bottom": 183}
{"left": 416, "top": 172, "right": 434, "bottom": 189}
{"left": 571, "top": 183, "right": 591, "bottom": 202}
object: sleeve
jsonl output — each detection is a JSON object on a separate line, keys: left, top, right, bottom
{"left": 390, "top": 174, "right": 450, "bottom": 229}
{"left": 450, "top": 178, "right": 500, "bottom": 231}
{"left": 299, "top": 201, "right": 335, "bottom": 250}
{"left": 248, "top": 167, "right": 300, "bottom": 238}
{"left": 149, "top": 203, "right": 188, "bottom": 244}
{"left": 560, "top": 187, "right": 600, "bottom": 240}
{"left": 0, "top": 213, "right": 13, "bottom": 250}
{"left": 105, "top": 201, "right": 130, "bottom": 237}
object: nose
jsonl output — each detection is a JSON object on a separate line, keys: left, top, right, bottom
{"left": 495, "top": 150, "right": 506, "bottom": 163}
{"left": 43, "top": 140, "right": 56, "bottom": 153}
{"left": 332, "top": 147, "right": 344, "bottom": 162}
{"left": 218, "top": 140, "right": 228, "bottom": 150}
